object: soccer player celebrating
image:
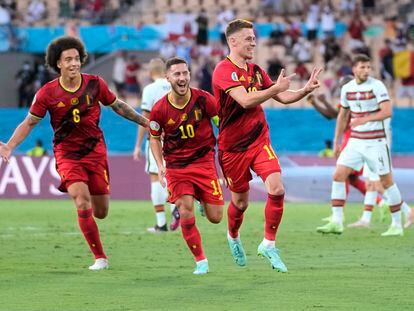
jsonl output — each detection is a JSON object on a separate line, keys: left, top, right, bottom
{"left": 316, "top": 54, "right": 406, "bottom": 236}
{"left": 0, "top": 36, "right": 149, "bottom": 270}
{"left": 212, "top": 19, "right": 322, "bottom": 272}
{"left": 149, "top": 57, "right": 224, "bottom": 275}
{"left": 133, "top": 58, "right": 180, "bottom": 233}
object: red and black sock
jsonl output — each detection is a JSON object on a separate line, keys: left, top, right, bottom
{"left": 180, "top": 216, "right": 205, "bottom": 261}
{"left": 227, "top": 201, "right": 245, "bottom": 239}
{"left": 264, "top": 194, "right": 284, "bottom": 241}
{"left": 77, "top": 208, "right": 106, "bottom": 259}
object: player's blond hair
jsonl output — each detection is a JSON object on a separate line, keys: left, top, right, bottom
{"left": 149, "top": 58, "right": 166, "bottom": 75}
{"left": 225, "top": 19, "right": 253, "bottom": 39}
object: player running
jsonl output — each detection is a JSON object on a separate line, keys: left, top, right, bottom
{"left": 0, "top": 36, "right": 149, "bottom": 270}
{"left": 149, "top": 57, "right": 224, "bottom": 274}
{"left": 212, "top": 19, "right": 322, "bottom": 272}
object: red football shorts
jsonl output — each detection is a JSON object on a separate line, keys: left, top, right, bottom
{"left": 56, "top": 158, "right": 110, "bottom": 195}
{"left": 219, "top": 138, "right": 281, "bottom": 193}
{"left": 166, "top": 160, "right": 224, "bottom": 205}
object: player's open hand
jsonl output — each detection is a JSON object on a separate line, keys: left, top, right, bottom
{"left": 158, "top": 165, "right": 167, "bottom": 188}
{"left": 303, "top": 68, "right": 323, "bottom": 93}
{"left": 0, "top": 142, "right": 12, "bottom": 163}
{"left": 133, "top": 146, "right": 141, "bottom": 161}
{"left": 274, "top": 69, "right": 295, "bottom": 94}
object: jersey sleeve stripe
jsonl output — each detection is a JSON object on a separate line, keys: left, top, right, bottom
{"left": 377, "top": 99, "right": 389, "bottom": 105}
{"left": 28, "top": 112, "right": 43, "bottom": 120}
{"left": 225, "top": 85, "right": 244, "bottom": 94}
{"left": 150, "top": 133, "right": 161, "bottom": 139}
{"left": 108, "top": 97, "right": 118, "bottom": 106}
{"left": 262, "top": 83, "right": 275, "bottom": 90}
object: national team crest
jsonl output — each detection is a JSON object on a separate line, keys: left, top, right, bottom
{"left": 181, "top": 113, "right": 188, "bottom": 121}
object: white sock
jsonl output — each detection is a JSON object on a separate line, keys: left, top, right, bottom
{"left": 364, "top": 191, "right": 377, "bottom": 207}
{"left": 262, "top": 238, "right": 275, "bottom": 248}
{"left": 170, "top": 204, "right": 176, "bottom": 213}
{"left": 331, "top": 181, "right": 347, "bottom": 201}
{"left": 331, "top": 207, "right": 343, "bottom": 224}
{"left": 384, "top": 184, "right": 402, "bottom": 207}
{"left": 391, "top": 211, "right": 402, "bottom": 228}
{"left": 227, "top": 231, "right": 239, "bottom": 241}
{"left": 361, "top": 211, "right": 372, "bottom": 223}
{"left": 156, "top": 211, "right": 166, "bottom": 227}
{"left": 197, "top": 258, "right": 208, "bottom": 264}
{"left": 401, "top": 201, "right": 410, "bottom": 217}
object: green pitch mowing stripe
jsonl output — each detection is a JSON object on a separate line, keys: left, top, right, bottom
{"left": 0, "top": 200, "right": 413, "bottom": 311}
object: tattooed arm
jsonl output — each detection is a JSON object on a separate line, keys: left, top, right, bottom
{"left": 0, "top": 114, "right": 41, "bottom": 162}
{"left": 110, "top": 99, "right": 149, "bottom": 128}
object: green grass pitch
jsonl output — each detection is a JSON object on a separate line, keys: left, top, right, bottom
{"left": 0, "top": 200, "right": 413, "bottom": 311}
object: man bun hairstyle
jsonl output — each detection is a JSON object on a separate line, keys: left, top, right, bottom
{"left": 45, "top": 36, "right": 87, "bottom": 73}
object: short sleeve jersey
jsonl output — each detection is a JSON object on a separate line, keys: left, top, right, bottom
{"left": 149, "top": 88, "right": 217, "bottom": 169}
{"left": 340, "top": 77, "right": 390, "bottom": 136}
{"left": 212, "top": 57, "right": 274, "bottom": 152}
{"left": 29, "top": 73, "right": 116, "bottom": 162}
{"left": 141, "top": 78, "right": 171, "bottom": 112}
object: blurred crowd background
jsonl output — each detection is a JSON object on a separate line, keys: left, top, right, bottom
{"left": 1, "top": 0, "right": 413, "bottom": 109}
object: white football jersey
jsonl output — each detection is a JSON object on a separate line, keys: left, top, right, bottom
{"left": 340, "top": 77, "right": 390, "bottom": 138}
{"left": 141, "top": 78, "right": 171, "bottom": 112}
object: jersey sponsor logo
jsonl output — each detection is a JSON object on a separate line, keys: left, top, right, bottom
{"left": 150, "top": 121, "right": 160, "bottom": 131}
{"left": 71, "top": 97, "right": 79, "bottom": 105}
{"left": 57, "top": 101, "right": 66, "bottom": 108}
{"left": 181, "top": 113, "right": 188, "bottom": 121}
{"left": 167, "top": 118, "right": 176, "bottom": 125}
{"left": 346, "top": 90, "right": 375, "bottom": 101}
{"left": 239, "top": 75, "right": 246, "bottom": 82}
{"left": 231, "top": 72, "right": 239, "bottom": 82}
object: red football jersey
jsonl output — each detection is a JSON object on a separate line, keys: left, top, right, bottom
{"left": 149, "top": 88, "right": 217, "bottom": 169}
{"left": 212, "top": 57, "right": 274, "bottom": 152}
{"left": 29, "top": 73, "right": 116, "bottom": 162}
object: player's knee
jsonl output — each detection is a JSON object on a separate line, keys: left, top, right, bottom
{"left": 74, "top": 195, "right": 91, "bottom": 210}
{"left": 233, "top": 199, "right": 248, "bottom": 211}
{"left": 176, "top": 202, "right": 193, "bottom": 218}
{"left": 207, "top": 207, "right": 223, "bottom": 224}
{"left": 333, "top": 170, "right": 347, "bottom": 182}
{"left": 93, "top": 208, "right": 108, "bottom": 219}
{"left": 267, "top": 184, "right": 285, "bottom": 196}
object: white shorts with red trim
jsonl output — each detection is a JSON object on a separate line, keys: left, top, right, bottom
{"left": 337, "top": 138, "right": 391, "bottom": 177}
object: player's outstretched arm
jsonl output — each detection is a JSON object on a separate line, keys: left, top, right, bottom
{"left": 274, "top": 68, "right": 323, "bottom": 104}
{"left": 0, "top": 114, "right": 40, "bottom": 163}
{"left": 149, "top": 136, "right": 166, "bottom": 187}
{"left": 229, "top": 69, "right": 293, "bottom": 109}
{"left": 133, "top": 110, "right": 150, "bottom": 161}
{"left": 333, "top": 107, "right": 350, "bottom": 157}
{"left": 110, "top": 99, "right": 149, "bottom": 128}
{"left": 307, "top": 94, "right": 338, "bottom": 119}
